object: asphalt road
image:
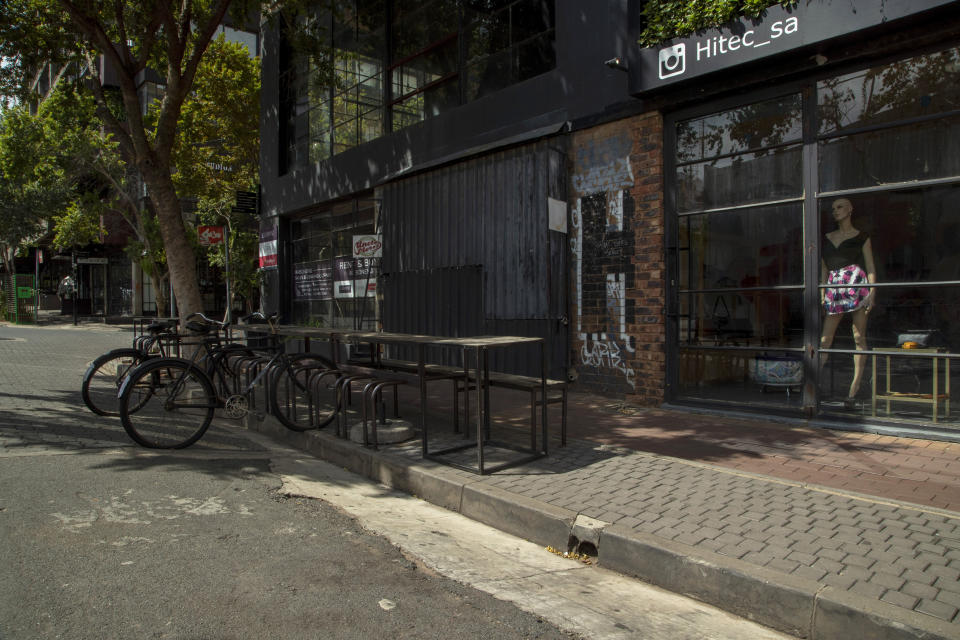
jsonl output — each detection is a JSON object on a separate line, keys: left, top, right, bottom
{"left": 0, "top": 449, "right": 574, "bottom": 639}
{"left": 0, "top": 322, "right": 573, "bottom": 639}
{"left": 0, "top": 321, "right": 789, "bottom": 640}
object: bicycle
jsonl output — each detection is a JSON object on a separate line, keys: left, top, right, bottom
{"left": 81, "top": 319, "right": 179, "bottom": 416}
{"left": 81, "top": 314, "right": 237, "bottom": 417}
{"left": 116, "top": 313, "right": 339, "bottom": 448}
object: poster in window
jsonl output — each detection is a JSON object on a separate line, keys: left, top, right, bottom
{"left": 293, "top": 260, "right": 333, "bottom": 300}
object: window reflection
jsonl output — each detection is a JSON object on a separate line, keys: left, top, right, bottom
{"left": 819, "top": 115, "right": 960, "bottom": 190}
{"left": 676, "top": 94, "right": 802, "bottom": 163}
{"left": 280, "top": 0, "right": 556, "bottom": 169}
{"left": 676, "top": 146, "right": 803, "bottom": 213}
{"left": 817, "top": 46, "right": 960, "bottom": 135}
{"left": 679, "top": 203, "right": 803, "bottom": 292}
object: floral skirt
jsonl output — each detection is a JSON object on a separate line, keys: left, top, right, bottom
{"left": 823, "top": 264, "right": 870, "bottom": 315}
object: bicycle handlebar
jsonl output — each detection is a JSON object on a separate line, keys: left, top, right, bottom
{"left": 184, "top": 312, "right": 228, "bottom": 328}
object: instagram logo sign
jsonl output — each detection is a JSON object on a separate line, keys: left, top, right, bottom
{"left": 658, "top": 44, "right": 686, "bottom": 79}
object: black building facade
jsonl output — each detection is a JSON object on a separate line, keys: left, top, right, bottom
{"left": 260, "top": 0, "right": 960, "bottom": 438}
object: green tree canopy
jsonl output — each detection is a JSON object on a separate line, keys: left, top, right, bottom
{"left": 0, "top": 0, "right": 264, "bottom": 320}
{"left": 639, "top": 0, "right": 791, "bottom": 46}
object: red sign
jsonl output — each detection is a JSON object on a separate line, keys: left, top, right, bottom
{"left": 259, "top": 226, "right": 278, "bottom": 269}
{"left": 198, "top": 225, "right": 225, "bottom": 246}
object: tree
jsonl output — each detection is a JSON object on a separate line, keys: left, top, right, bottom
{"left": 16, "top": 83, "right": 176, "bottom": 315}
{"left": 0, "top": 102, "right": 69, "bottom": 277}
{"left": 165, "top": 35, "right": 262, "bottom": 314}
{"left": 638, "top": 1, "right": 790, "bottom": 46}
{"left": 0, "top": 1, "right": 341, "bottom": 321}
{"left": 0, "top": 0, "right": 262, "bottom": 321}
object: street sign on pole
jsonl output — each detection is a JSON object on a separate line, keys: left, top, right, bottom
{"left": 197, "top": 225, "right": 225, "bottom": 246}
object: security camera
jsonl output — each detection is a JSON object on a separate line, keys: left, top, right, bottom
{"left": 604, "top": 56, "right": 628, "bottom": 71}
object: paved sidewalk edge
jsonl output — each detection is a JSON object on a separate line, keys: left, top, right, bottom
{"left": 245, "top": 413, "right": 958, "bottom": 640}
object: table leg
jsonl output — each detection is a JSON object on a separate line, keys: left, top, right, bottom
{"left": 419, "top": 343, "right": 427, "bottom": 457}
{"left": 541, "top": 341, "right": 548, "bottom": 455}
{"left": 483, "top": 347, "right": 491, "bottom": 442}
{"left": 462, "top": 347, "right": 471, "bottom": 438}
{"left": 475, "top": 346, "right": 484, "bottom": 474}
{"left": 933, "top": 356, "right": 939, "bottom": 423}
{"left": 885, "top": 355, "right": 892, "bottom": 415}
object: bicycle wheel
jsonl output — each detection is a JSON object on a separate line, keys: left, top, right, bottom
{"left": 82, "top": 349, "right": 149, "bottom": 416}
{"left": 118, "top": 358, "right": 217, "bottom": 449}
{"left": 270, "top": 354, "right": 338, "bottom": 432}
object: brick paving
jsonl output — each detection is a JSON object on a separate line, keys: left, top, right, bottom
{"left": 379, "top": 389, "right": 960, "bottom": 628}
{"left": 4, "top": 316, "right": 960, "bottom": 630}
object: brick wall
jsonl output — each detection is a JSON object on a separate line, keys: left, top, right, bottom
{"left": 568, "top": 112, "right": 665, "bottom": 405}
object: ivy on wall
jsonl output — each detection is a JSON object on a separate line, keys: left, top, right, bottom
{"left": 638, "top": 0, "right": 795, "bottom": 46}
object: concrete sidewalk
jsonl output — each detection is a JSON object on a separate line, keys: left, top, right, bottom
{"left": 246, "top": 387, "right": 960, "bottom": 640}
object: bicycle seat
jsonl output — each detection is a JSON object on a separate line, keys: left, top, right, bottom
{"left": 146, "top": 321, "right": 175, "bottom": 334}
{"left": 185, "top": 321, "right": 212, "bottom": 334}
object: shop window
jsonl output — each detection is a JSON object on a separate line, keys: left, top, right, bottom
{"left": 676, "top": 94, "right": 803, "bottom": 212}
{"left": 290, "top": 200, "right": 379, "bottom": 329}
{"left": 817, "top": 186, "right": 960, "bottom": 422}
{"left": 669, "top": 45, "right": 960, "bottom": 428}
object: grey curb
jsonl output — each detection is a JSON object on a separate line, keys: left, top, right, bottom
{"left": 246, "top": 413, "right": 958, "bottom": 640}
{"left": 599, "top": 524, "right": 815, "bottom": 637}
{"left": 460, "top": 483, "right": 575, "bottom": 552}
{"left": 813, "top": 587, "right": 960, "bottom": 640}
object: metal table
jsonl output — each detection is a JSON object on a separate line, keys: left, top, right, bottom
{"left": 236, "top": 324, "right": 548, "bottom": 474}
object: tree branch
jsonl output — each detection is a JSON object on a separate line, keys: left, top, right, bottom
{"left": 153, "top": 0, "right": 233, "bottom": 155}
{"left": 81, "top": 51, "right": 136, "bottom": 164}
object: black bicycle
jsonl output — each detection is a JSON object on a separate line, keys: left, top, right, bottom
{"left": 81, "top": 319, "right": 179, "bottom": 416}
{"left": 115, "top": 313, "right": 338, "bottom": 448}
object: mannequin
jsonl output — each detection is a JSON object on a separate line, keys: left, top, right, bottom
{"left": 820, "top": 198, "right": 877, "bottom": 408}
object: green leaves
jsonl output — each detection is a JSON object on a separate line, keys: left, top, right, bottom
{"left": 638, "top": 0, "right": 793, "bottom": 46}
{"left": 168, "top": 35, "right": 261, "bottom": 202}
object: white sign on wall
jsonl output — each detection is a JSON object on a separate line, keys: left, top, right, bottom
{"left": 548, "top": 198, "right": 568, "bottom": 234}
{"left": 353, "top": 234, "right": 383, "bottom": 259}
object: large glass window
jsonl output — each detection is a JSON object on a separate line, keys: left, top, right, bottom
{"left": 306, "top": 0, "right": 386, "bottom": 164}
{"left": 281, "top": 0, "right": 556, "bottom": 171}
{"left": 674, "top": 95, "right": 805, "bottom": 408}
{"left": 462, "top": 0, "right": 556, "bottom": 102}
{"left": 670, "top": 45, "right": 960, "bottom": 429}
{"left": 290, "top": 200, "right": 379, "bottom": 329}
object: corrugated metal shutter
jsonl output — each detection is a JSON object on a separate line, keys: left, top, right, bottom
{"left": 380, "top": 138, "right": 568, "bottom": 378}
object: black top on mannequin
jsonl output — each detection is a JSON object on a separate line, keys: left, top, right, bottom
{"left": 822, "top": 230, "right": 869, "bottom": 271}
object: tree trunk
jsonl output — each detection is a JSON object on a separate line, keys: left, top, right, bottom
{"left": 140, "top": 166, "right": 203, "bottom": 322}
{"left": 152, "top": 271, "right": 168, "bottom": 319}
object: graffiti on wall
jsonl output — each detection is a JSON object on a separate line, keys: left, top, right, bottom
{"left": 572, "top": 136, "right": 634, "bottom": 195}
{"left": 580, "top": 333, "right": 636, "bottom": 389}
{"left": 571, "top": 136, "right": 637, "bottom": 389}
